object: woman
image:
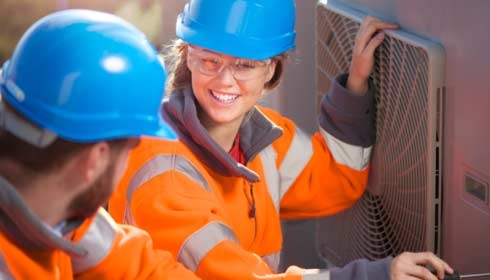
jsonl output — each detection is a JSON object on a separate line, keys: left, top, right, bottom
{"left": 109, "top": 1, "right": 453, "bottom": 279}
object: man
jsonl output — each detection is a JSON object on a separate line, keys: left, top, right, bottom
{"left": 0, "top": 9, "right": 199, "bottom": 279}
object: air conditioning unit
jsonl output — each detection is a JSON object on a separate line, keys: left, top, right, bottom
{"left": 315, "top": 0, "right": 445, "bottom": 266}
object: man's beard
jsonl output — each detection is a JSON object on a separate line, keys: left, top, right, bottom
{"left": 68, "top": 161, "right": 117, "bottom": 220}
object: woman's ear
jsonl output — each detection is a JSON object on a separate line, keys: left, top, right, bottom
{"left": 185, "top": 44, "right": 192, "bottom": 70}
{"left": 265, "top": 60, "right": 277, "bottom": 83}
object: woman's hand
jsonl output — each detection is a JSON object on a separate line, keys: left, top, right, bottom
{"left": 347, "top": 16, "right": 398, "bottom": 95}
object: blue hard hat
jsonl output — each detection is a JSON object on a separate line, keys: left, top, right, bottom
{"left": 0, "top": 9, "right": 176, "bottom": 144}
{"left": 176, "top": 0, "right": 296, "bottom": 60}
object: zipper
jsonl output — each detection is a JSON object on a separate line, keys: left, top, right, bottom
{"left": 245, "top": 181, "right": 258, "bottom": 245}
{"left": 248, "top": 182, "right": 256, "bottom": 218}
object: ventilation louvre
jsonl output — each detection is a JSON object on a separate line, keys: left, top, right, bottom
{"left": 315, "top": 0, "right": 445, "bottom": 266}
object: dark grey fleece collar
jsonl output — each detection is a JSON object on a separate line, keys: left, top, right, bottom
{"left": 163, "top": 88, "right": 282, "bottom": 182}
{"left": 0, "top": 176, "right": 86, "bottom": 256}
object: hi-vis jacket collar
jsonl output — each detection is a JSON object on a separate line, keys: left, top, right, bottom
{"left": 0, "top": 176, "right": 85, "bottom": 255}
{"left": 163, "top": 88, "right": 283, "bottom": 182}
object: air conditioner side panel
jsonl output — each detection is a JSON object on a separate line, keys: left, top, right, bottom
{"left": 315, "top": 0, "right": 445, "bottom": 266}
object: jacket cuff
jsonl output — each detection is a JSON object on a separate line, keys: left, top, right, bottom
{"left": 318, "top": 73, "right": 376, "bottom": 147}
{"left": 326, "top": 73, "right": 374, "bottom": 116}
{"left": 330, "top": 257, "right": 392, "bottom": 280}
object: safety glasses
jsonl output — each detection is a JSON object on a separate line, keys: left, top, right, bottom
{"left": 187, "top": 46, "right": 272, "bottom": 81}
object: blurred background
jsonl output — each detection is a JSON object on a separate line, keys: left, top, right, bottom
{"left": 1, "top": 0, "right": 183, "bottom": 63}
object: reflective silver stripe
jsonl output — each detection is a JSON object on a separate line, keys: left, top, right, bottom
{"left": 259, "top": 127, "right": 313, "bottom": 210}
{"left": 278, "top": 128, "right": 313, "bottom": 200}
{"left": 71, "top": 210, "right": 116, "bottom": 273}
{"left": 320, "top": 128, "right": 372, "bottom": 171}
{"left": 259, "top": 146, "right": 280, "bottom": 211}
{"left": 177, "top": 221, "right": 238, "bottom": 272}
{"left": 262, "top": 251, "right": 281, "bottom": 272}
{"left": 303, "top": 270, "right": 330, "bottom": 280}
{"left": 0, "top": 252, "right": 14, "bottom": 280}
{"left": 124, "top": 154, "right": 210, "bottom": 224}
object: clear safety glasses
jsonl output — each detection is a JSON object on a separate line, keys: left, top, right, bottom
{"left": 187, "top": 46, "right": 272, "bottom": 81}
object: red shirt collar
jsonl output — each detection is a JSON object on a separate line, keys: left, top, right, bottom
{"left": 228, "top": 134, "right": 245, "bottom": 164}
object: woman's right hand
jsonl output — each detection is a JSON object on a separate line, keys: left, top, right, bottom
{"left": 390, "top": 252, "right": 454, "bottom": 280}
{"left": 347, "top": 16, "right": 398, "bottom": 95}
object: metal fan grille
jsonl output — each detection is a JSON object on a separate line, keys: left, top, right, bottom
{"left": 315, "top": 2, "right": 442, "bottom": 266}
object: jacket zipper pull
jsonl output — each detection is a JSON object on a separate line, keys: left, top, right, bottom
{"left": 248, "top": 183, "right": 256, "bottom": 218}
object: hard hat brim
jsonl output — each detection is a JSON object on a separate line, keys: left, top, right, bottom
{"left": 176, "top": 14, "right": 296, "bottom": 60}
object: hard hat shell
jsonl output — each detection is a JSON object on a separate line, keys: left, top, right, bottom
{"left": 176, "top": 0, "right": 296, "bottom": 60}
{"left": 0, "top": 9, "right": 176, "bottom": 143}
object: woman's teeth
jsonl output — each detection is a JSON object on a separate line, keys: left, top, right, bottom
{"left": 211, "top": 91, "right": 239, "bottom": 103}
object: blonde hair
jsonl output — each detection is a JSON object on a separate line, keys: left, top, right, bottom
{"left": 162, "top": 39, "right": 289, "bottom": 94}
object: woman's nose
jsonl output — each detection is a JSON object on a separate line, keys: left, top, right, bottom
{"left": 215, "top": 64, "right": 237, "bottom": 85}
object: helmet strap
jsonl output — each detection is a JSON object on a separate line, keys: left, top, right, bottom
{"left": 0, "top": 98, "right": 57, "bottom": 148}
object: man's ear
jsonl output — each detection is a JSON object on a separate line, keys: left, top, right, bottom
{"left": 82, "top": 142, "right": 110, "bottom": 184}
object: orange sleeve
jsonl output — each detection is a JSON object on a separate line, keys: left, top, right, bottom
{"left": 197, "top": 241, "right": 305, "bottom": 280}
{"left": 74, "top": 216, "right": 200, "bottom": 280}
{"left": 129, "top": 171, "right": 305, "bottom": 280}
{"left": 261, "top": 107, "right": 369, "bottom": 219}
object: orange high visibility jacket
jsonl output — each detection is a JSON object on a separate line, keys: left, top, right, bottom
{"left": 0, "top": 176, "right": 199, "bottom": 280}
{"left": 110, "top": 74, "right": 392, "bottom": 279}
